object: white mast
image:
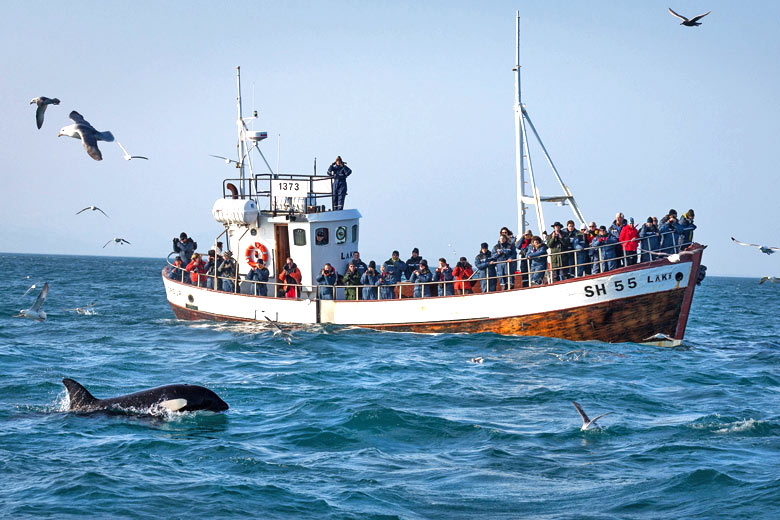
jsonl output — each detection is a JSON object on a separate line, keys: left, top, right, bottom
{"left": 513, "top": 13, "right": 586, "bottom": 235}
{"left": 236, "top": 66, "right": 246, "bottom": 196}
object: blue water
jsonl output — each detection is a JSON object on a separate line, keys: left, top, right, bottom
{"left": 1, "top": 253, "right": 779, "bottom": 519}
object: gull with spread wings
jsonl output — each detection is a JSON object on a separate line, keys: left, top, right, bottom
{"left": 76, "top": 205, "right": 109, "bottom": 218}
{"left": 103, "top": 238, "right": 131, "bottom": 248}
{"left": 30, "top": 96, "right": 60, "bottom": 129}
{"left": 117, "top": 142, "right": 148, "bottom": 161}
{"left": 731, "top": 237, "right": 779, "bottom": 255}
{"left": 572, "top": 401, "right": 614, "bottom": 431}
{"left": 16, "top": 282, "right": 49, "bottom": 321}
{"left": 58, "top": 111, "right": 115, "bottom": 161}
{"left": 668, "top": 8, "right": 711, "bottom": 27}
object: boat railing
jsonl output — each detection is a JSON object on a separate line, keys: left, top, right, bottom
{"left": 164, "top": 229, "right": 694, "bottom": 301}
{"left": 222, "top": 173, "right": 336, "bottom": 213}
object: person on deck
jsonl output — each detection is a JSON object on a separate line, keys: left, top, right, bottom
{"left": 185, "top": 252, "right": 207, "bottom": 287}
{"left": 586, "top": 222, "right": 601, "bottom": 274}
{"left": 593, "top": 226, "right": 619, "bottom": 272}
{"left": 246, "top": 258, "right": 269, "bottom": 296}
{"left": 516, "top": 230, "right": 534, "bottom": 287}
{"left": 217, "top": 251, "right": 237, "bottom": 292}
{"left": 173, "top": 232, "right": 198, "bottom": 265}
{"left": 377, "top": 264, "right": 397, "bottom": 300}
{"left": 360, "top": 261, "right": 380, "bottom": 300}
{"left": 526, "top": 237, "right": 548, "bottom": 285}
{"left": 679, "top": 209, "right": 696, "bottom": 249}
{"left": 204, "top": 249, "right": 220, "bottom": 290}
{"left": 571, "top": 223, "right": 590, "bottom": 277}
{"left": 170, "top": 256, "right": 185, "bottom": 282}
{"left": 328, "top": 156, "right": 352, "bottom": 211}
{"left": 493, "top": 235, "right": 516, "bottom": 290}
{"left": 475, "top": 242, "right": 498, "bottom": 293}
{"left": 410, "top": 259, "right": 435, "bottom": 298}
{"left": 349, "top": 251, "right": 368, "bottom": 276}
{"left": 546, "top": 221, "right": 571, "bottom": 282}
{"left": 500, "top": 227, "right": 517, "bottom": 287}
{"left": 659, "top": 214, "right": 684, "bottom": 254}
{"left": 405, "top": 248, "right": 422, "bottom": 281}
{"left": 433, "top": 258, "right": 455, "bottom": 296}
{"left": 343, "top": 262, "right": 362, "bottom": 300}
{"left": 608, "top": 213, "right": 626, "bottom": 268}
{"left": 316, "top": 263, "right": 337, "bottom": 300}
{"left": 452, "top": 256, "right": 474, "bottom": 294}
{"left": 639, "top": 217, "right": 661, "bottom": 262}
{"left": 619, "top": 218, "right": 640, "bottom": 266}
{"left": 562, "top": 221, "right": 579, "bottom": 278}
{"left": 383, "top": 251, "right": 406, "bottom": 283}
{"left": 279, "top": 258, "right": 302, "bottom": 298}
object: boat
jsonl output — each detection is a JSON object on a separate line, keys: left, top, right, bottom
{"left": 161, "top": 14, "right": 706, "bottom": 346}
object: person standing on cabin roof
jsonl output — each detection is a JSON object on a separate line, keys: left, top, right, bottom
{"left": 279, "top": 257, "right": 302, "bottom": 298}
{"left": 316, "top": 263, "right": 337, "bottom": 300}
{"left": 342, "top": 262, "right": 362, "bottom": 300}
{"left": 328, "top": 156, "right": 352, "bottom": 211}
{"left": 405, "top": 248, "right": 422, "bottom": 281}
{"left": 173, "top": 232, "right": 198, "bottom": 265}
{"left": 360, "top": 261, "right": 380, "bottom": 300}
{"left": 246, "top": 258, "right": 269, "bottom": 296}
{"left": 349, "top": 251, "right": 368, "bottom": 276}
{"left": 475, "top": 242, "right": 498, "bottom": 293}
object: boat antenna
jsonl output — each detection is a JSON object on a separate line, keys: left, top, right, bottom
{"left": 513, "top": 12, "right": 586, "bottom": 236}
{"left": 236, "top": 66, "right": 246, "bottom": 196}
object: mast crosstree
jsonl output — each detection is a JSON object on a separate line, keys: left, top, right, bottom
{"left": 513, "top": 12, "right": 586, "bottom": 237}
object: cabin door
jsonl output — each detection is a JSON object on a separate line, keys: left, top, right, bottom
{"left": 274, "top": 224, "right": 290, "bottom": 277}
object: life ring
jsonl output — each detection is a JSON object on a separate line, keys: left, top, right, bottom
{"left": 245, "top": 242, "right": 269, "bottom": 268}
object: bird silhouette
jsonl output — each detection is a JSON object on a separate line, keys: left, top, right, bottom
{"left": 30, "top": 96, "right": 60, "bottom": 129}
{"left": 103, "top": 238, "right": 131, "bottom": 248}
{"left": 668, "top": 8, "right": 711, "bottom": 27}
{"left": 76, "top": 206, "right": 109, "bottom": 218}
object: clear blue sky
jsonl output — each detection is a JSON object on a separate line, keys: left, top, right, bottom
{"left": 2, "top": 1, "right": 778, "bottom": 277}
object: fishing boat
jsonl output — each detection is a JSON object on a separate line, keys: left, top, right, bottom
{"left": 161, "top": 15, "right": 705, "bottom": 346}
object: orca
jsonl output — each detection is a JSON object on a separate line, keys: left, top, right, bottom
{"left": 62, "top": 378, "right": 229, "bottom": 414}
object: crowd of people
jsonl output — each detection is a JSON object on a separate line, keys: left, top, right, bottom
{"left": 167, "top": 208, "right": 696, "bottom": 300}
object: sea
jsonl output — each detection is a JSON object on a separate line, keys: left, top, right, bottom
{"left": 1, "top": 252, "right": 779, "bottom": 519}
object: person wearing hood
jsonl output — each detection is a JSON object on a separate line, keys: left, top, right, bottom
{"left": 216, "top": 251, "right": 238, "bottom": 292}
{"left": 173, "top": 232, "right": 198, "bottom": 265}
{"left": 493, "top": 234, "right": 517, "bottom": 290}
{"left": 377, "top": 263, "right": 397, "bottom": 300}
{"left": 342, "top": 262, "right": 362, "bottom": 300}
{"left": 475, "top": 242, "right": 498, "bottom": 292}
{"left": 638, "top": 217, "right": 661, "bottom": 262}
{"left": 592, "top": 226, "right": 619, "bottom": 272}
{"left": 328, "top": 156, "right": 352, "bottom": 211}
{"left": 546, "top": 221, "right": 571, "bottom": 282}
{"left": 360, "top": 261, "right": 380, "bottom": 300}
{"left": 316, "top": 263, "right": 337, "bottom": 300}
{"left": 679, "top": 209, "right": 696, "bottom": 248}
{"left": 526, "top": 236, "right": 548, "bottom": 285}
{"left": 409, "top": 259, "right": 435, "bottom": 298}
{"left": 279, "top": 257, "right": 302, "bottom": 298}
{"left": 246, "top": 258, "right": 270, "bottom": 296}
{"left": 452, "top": 256, "right": 474, "bottom": 294}
{"left": 619, "top": 217, "right": 640, "bottom": 266}
{"left": 433, "top": 258, "right": 455, "bottom": 296}
{"left": 383, "top": 250, "right": 406, "bottom": 283}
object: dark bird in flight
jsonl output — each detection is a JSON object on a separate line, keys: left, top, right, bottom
{"left": 30, "top": 96, "right": 60, "bottom": 129}
{"left": 668, "top": 8, "right": 711, "bottom": 27}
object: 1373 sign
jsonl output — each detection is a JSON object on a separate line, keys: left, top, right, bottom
{"left": 272, "top": 180, "right": 306, "bottom": 197}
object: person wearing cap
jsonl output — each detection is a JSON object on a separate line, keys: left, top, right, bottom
{"left": 586, "top": 222, "right": 601, "bottom": 274}
{"left": 570, "top": 223, "right": 590, "bottom": 277}
{"left": 453, "top": 256, "right": 474, "bottom": 294}
{"left": 433, "top": 258, "right": 455, "bottom": 296}
{"left": 410, "top": 259, "right": 435, "bottom": 298}
{"left": 660, "top": 209, "right": 678, "bottom": 226}
{"left": 342, "top": 262, "right": 362, "bottom": 300}
{"left": 383, "top": 250, "right": 406, "bottom": 284}
{"left": 639, "top": 217, "right": 661, "bottom": 263}
{"left": 328, "top": 155, "right": 352, "bottom": 211}
{"left": 679, "top": 209, "right": 696, "bottom": 248}
{"left": 619, "top": 218, "right": 640, "bottom": 266}
{"left": 659, "top": 213, "right": 684, "bottom": 254}
{"left": 360, "top": 260, "right": 380, "bottom": 300}
{"left": 475, "top": 242, "right": 498, "bottom": 292}
{"left": 316, "top": 263, "right": 338, "bottom": 300}
{"left": 608, "top": 213, "right": 627, "bottom": 268}
{"left": 377, "top": 263, "right": 397, "bottom": 300}
{"left": 216, "top": 250, "right": 237, "bottom": 292}
{"left": 246, "top": 258, "right": 270, "bottom": 296}
{"left": 173, "top": 232, "right": 198, "bottom": 265}
{"left": 169, "top": 256, "right": 185, "bottom": 282}
{"left": 592, "top": 226, "right": 619, "bottom": 272}
{"left": 493, "top": 234, "right": 517, "bottom": 290}
{"left": 562, "top": 220, "right": 580, "bottom": 279}
{"left": 205, "top": 249, "right": 222, "bottom": 290}
{"left": 405, "top": 248, "right": 423, "bottom": 281}
{"left": 279, "top": 257, "right": 302, "bottom": 298}
{"left": 526, "top": 236, "right": 548, "bottom": 285}
{"left": 546, "top": 221, "right": 571, "bottom": 282}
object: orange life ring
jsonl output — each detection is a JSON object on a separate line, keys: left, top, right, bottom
{"left": 245, "top": 242, "right": 269, "bottom": 268}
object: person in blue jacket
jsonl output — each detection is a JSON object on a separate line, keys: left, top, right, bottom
{"left": 475, "top": 242, "right": 498, "bottom": 292}
{"left": 638, "top": 217, "right": 661, "bottom": 262}
{"left": 349, "top": 251, "right": 368, "bottom": 276}
{"left": 593, "top": 226, "right": 619, "bottom": 272}
{"left": 360, "top": 261, "right": 380, "bottom": 300}
{"left": 410, "top": 259, "right": 435, "bottom": 298}
{"left": 571, "top": 223, "right": 590, "bottom": 277}
{"left": 679, "top": 209, "right": 696, "bottom": 249}
{"left": 315, "top": 263, "right": 337, "bottom": 300}
{"left": 246, "top": 258, "right": 270, "bottom": 296}
{"left": 433, "top": 258, "right": 455, "bottom": 296}
{"left": 493, "top": 235, "right": 516, "bottom": 290}
{"left": 659, "top": 214, "right": 684, "bottom": 254}
{"left": 328, "top": 156, "right": 352, "bottom": 211}
{"left": 526, "top": 237, "right": 548, "bottom": 285}
{"left": 377, "top": 264, "right": 397, "bottom": 300}
{"left": 383, "top": 251, "right": 407, "bottom": 283}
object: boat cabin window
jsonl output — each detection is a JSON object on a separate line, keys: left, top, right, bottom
{"left": 351, "top": 224, "right": 358, "bottom": 243}
{"left": 315, "top": 227, "right": 329, "bottom": 245}
{"left": 293, "top": 229, "right": 306, "bottom": 246}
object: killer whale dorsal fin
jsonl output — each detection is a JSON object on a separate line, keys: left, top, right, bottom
{"left": 159, "top": 399, "right": 188, "bottom": 412}
{"left": 62, "top": 378, "right": 99, "bottom": 410}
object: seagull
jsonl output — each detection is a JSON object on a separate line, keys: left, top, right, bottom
{"left": 22, "top": 280, "right": 45, "bottom": 298}
{"left": 209, "top": 154, "right": 240, "bottom": 165}
{"left": 103, "top": 237, "right": 131, "bottom": 248}
{"left": 572, "top": 401, "right": 613, "bottom": 431}
{"left": 759, "top": 277, "right": 780, "bottom": 285}
{"left": 117, "top": 141, "right": 148, "bottom": 161}
{"left": 470, "top": 356, "right": 484, "bottom": 364}
{"left": 30, "top": 96, "right": 60, "bottom": 129}
{"left": 647, "top": 246, "right": 707, "bottom": 263}
{"left": 643, "top": 332, "right": 676, "bottom": 342}
{"left": 58, "top": 111, "right": 114, "bottom": 161}
{"left": 668, "top": 8, "right": 711, "bottom": 27}
{"left": 76, "top": 205, "right": 109, "bottom": 218}
{"left": 264, "top": 316, "right": 292, "bottom": 344}
{"left": 63, "top": 303, "right": 97, "bottom": 315}
{"left": 15, "top": 282, "right": 49, "bottom": 321}
{"left": 731, "top": 237, "right": 779, "bottom": 255}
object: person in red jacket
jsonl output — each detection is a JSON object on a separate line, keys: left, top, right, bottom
{"left": 185, "top": 252, "right": 207, "bottom": 286}
{"left": 452, "top": 256, "right": 474, "bottom": 294}
{"left": 619, "top": 217, "right": 640, "bottom": 266}
{"left": 279, "top": 257, "right": 302, "bottom": 298}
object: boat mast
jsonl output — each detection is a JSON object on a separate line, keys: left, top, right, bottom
{"left": 512, "top": 13, "right": 586, "bottom": 235}
{"left": 236, "top": 66, "right": 246, "bottom": 196}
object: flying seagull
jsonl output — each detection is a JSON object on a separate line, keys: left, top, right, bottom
{"left": 647, "top": 245, "right": 707, "bottom": 263}
{"left": 58, "top": 111, "right": 115, "bottom": 161}
{"left": 264, "top": 315, "right": 292, "bottom": 344}
{"left": 209, "top": 154, "right": 239, "bottom": 165}
{"left": 668, "top": 8, "right": 711, "bottom": 27}
{"left": 15, "top": 282, "right": 49, "bottom": 321}
{"left": 731, "top": 237, "right": 779, "bottom": 255}
{"left": 759, "top": 277, "right": 780, "bottom": 285}
{"left": 30, "top": 96, "right": 60, "bottom": 129}
{"left": 103, "top": 237, "right": 131, "bottom": 248}
{"left": 76, "top": 205, "right": 109, "bottom": 218}
{"left": 572, "top": 401, "right": 613, "bottom": 431}
{"left": 117, "top": 142, "right": 148, "bottom": 161}
{"left": 22, "top": 280, "right": 45, "bottom": 298}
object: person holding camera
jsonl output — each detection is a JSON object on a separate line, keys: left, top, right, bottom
{"left": 452, "top": 257, "right": 474, "bottom": 294}
{"left": 546, "top": 222, "right": 571, "bottom": 282}
{"left": 217, "top": 251, "right": 237, "bottom": 292}
{"left": 172, "top": 232, "right": 197, "bottom": 265}
{"left": 316, "top": 263, "right": 338, "bottom": 300}
{"left": 360, "top": 261, "right": 380, "bottom": 300}
{"left": 493, "top": 234, "right": 517, "bottom": 290}
{"left": 659, "top": 213, "right": 684, "bottom": 254}
{"left": 475, "top": 242, "right": 498, "bottom": 293}
{"left": 279, "top": 257, "right": 302, "bottom": 298}
{"left": 342, "top": 262, "right": 362, "bottom": 300}
{"left": 433, "top": 258, "right": 454, "bottom": 297}
{"left": 526, "top": 237, "right": 549, "bottom": 285}
{"left": 327, "top": 156, "right": 352, "bottom": 211}
{"left": 409, "top": 259, "right": 434, "bottom": 298}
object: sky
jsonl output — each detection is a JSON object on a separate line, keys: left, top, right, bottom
{"left": 1, "top": 1, "right": 779, "bottom": 277}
